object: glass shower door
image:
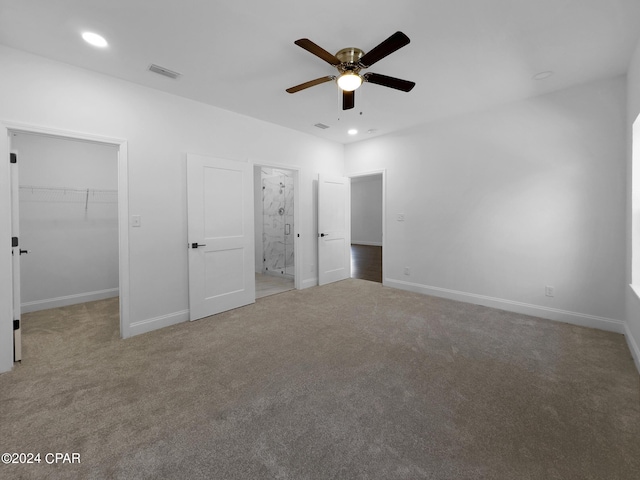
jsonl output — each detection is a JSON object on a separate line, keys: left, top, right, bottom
{"left": 262, "top": 169, "right": 294, "bottom": 276}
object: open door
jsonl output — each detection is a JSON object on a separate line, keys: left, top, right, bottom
{"left": 187, "top": 154, "right": 255, "bottom": 321}
{"left": 10, "top": 151, "right": 21, "bottom": 361}
{"left": 318, "top": 174, "right": 350, "bottom": 285}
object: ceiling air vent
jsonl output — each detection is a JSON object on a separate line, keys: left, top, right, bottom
{"left": 314, "top": 123, "right": 330, "bottom": 130}
{"left": 148, "top": 64, "right": 182, "bottom": 79}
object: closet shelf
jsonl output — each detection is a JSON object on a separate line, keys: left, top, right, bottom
{"left": 19, "top": 185, "right": 118, "bottom": 208}
{"left": 20, "top": 185, "right": 117, "bottom": 194}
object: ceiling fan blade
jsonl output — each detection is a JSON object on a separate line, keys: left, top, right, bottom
{"left": 343, "top": 90, "right": 355, "bottom": 110}
{"left": 294, "top": 38, "right": 341, "bottom": 66}
{"left": 286, "top": 76, "right": 335, "bottom": 94}
{"left": 363, "top": 73, "right": 415, "bottom": 92}
{"left": 359, "top": 31, "right": 410, "bottom": 68}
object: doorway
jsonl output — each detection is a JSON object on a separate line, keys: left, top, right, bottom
{"left": 6, "top": 124, "right": 129, "bottom": 367}
{"left": 13, "top": 132, "right": 119, "bottom": 312}
{"left": 253, "top": 164, "right": 299, "bottom": 298}
{"left": 350, "top": 172, "right": 384, "bottom": 284}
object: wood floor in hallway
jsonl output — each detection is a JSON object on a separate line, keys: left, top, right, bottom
{"left": 350, "top": 244, "right": 382, "bottom": 283}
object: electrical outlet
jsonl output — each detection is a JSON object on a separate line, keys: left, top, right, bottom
{"left": 397, "top": 213, "right": 405, "bottom": 222}
{"left": 545, "top": 285, "right": 555, "bottom": 297}
{"left": 404, "top": 267, "right": 410, "bottom": 275}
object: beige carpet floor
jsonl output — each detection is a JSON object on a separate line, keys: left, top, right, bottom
{"left": 1, "top": 279, "right": 639, "bottom": 479}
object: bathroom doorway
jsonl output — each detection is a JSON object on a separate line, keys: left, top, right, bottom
{"left": 253, "top": 165, "right": 299, "bottom": 298}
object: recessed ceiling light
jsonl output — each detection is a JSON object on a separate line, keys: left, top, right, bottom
{"left": 533, "top": 71, "right": 553, "bottom": 80}
{"left": 82, "top": 32, "right": 108, "bottom": 48}
{"left": 348, "top": 129, "right": 358, "bottom": 135}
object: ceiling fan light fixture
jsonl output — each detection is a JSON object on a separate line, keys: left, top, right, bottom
{"left": 287, "top": 32, "right": 414, "bottom": 110}
{"left": 337, "top": 73, "right": 362, "bottom": 92}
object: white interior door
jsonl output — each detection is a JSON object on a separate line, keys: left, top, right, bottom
{"left": 187, "top": 154, "right": 255, "bottom": 321}
{"left": 10, "top": 151, "right": 21, "bottom": 361}
{"left": 318, "top": 174, "right": 350, "bottom": 285}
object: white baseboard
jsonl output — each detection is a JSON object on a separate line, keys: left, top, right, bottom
{"left": 127, "top": 309, "right": 189, "bottom": 337}
{"left": 21, "top": 288, "right": 119, "bottom": 313}
{"left": 302, "top": 278, "right": 318, "bottom": 289}
{"left": 624, "top": 323, "right": 640, "bottom": 374}
{"left": 351, "top": 241, "right": 383, "bottom": 247}
{"left": 385, "top": 279, "right": 626, "bottom": 334}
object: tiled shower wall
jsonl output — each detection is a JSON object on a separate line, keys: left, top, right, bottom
{"left": 262, "top": 168, "right": 294, "bottom": 276}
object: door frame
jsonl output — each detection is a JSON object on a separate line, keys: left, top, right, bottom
{"left": 348, "top": 169, "right": 386, "bottom": 286}
{"left": 0, "top": 121, "right": 130, "bottom": 372}
{"left": 251, "top": 160, "right": 301, "bottom": 291}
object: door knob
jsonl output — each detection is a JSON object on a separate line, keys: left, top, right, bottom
{"left": 191, "top": 243, "right": 206, "bottom": 249}
{"left": 19, "top": 249, "right": 30, "bottom": 255}
{"left": 320, "top": 233, "right": 328, "bottom": 237}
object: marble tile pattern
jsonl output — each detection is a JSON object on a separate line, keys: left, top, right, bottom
{"left": 262, "top": 168, "right": 294, "bottom": 276}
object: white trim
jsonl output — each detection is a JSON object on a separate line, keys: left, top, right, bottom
{"left": 117, "top": 142, "right": 131, "bottom": 338}
{"left": 3, "top": 122, "right": 125, "bottom": 147}
{"left": 21, "top": 288, "right": 119, "bottom": 313}
{"left": 386, "top": 278, "right": 626, "bottom": 334}
{"left": 128, "top": 310, "right": 189, "bottom": 337}
{"left": 302, "top": 277, "right": 318, "bottom": 289}
{"left": 626, "top": 285, "right": 640, "bottom": 374}
{"left": 351, "top": 241, "right": 383, "bottom": 247}
{"left": 624, "top": 322, "right": 640, "bottom": 374}
{"left": 348, "top": 169, "right": 387, "bottom": 179}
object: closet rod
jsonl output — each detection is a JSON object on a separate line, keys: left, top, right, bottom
{"left": 19, "top": 185, "right": 117, "bottom": 194}
{"left": 19, "top": 185, "right": 117, "bottom": 210}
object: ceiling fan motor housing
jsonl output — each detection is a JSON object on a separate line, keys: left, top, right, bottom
{"left": 336, "top": 47, "right": 364, "bottom": 73}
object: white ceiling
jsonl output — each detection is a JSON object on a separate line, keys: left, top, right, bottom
{"left": 1, "top": 0, "right": 639, "bottom": 144}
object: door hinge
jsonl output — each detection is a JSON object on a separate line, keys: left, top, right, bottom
{"left": 10, "top": 153, "right": 17, "bottom": 164}
{"left": 13, "top": 319, "right": 20, "bottom": 330}
{"left": 12, "top": 237, "right": 18, "bottom": 247}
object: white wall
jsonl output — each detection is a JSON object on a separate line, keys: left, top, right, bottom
{"left": 13, "top": 133, "right": 119, "bottom": 312}
{"left": 625, "top": 37, "right": 640, "bottom": 371}
{"left": 346, "top": 76, "right": 627, "bottom": 332}
{"left": 0, "top": 45, "right": 344, "bottom": 373}
{"left": 351, "top": 175, "right": 382, "bottom": 246}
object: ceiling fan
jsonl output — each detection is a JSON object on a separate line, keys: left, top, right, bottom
{"left": 286, "top": 31, "right": 416, "bottom": 110}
